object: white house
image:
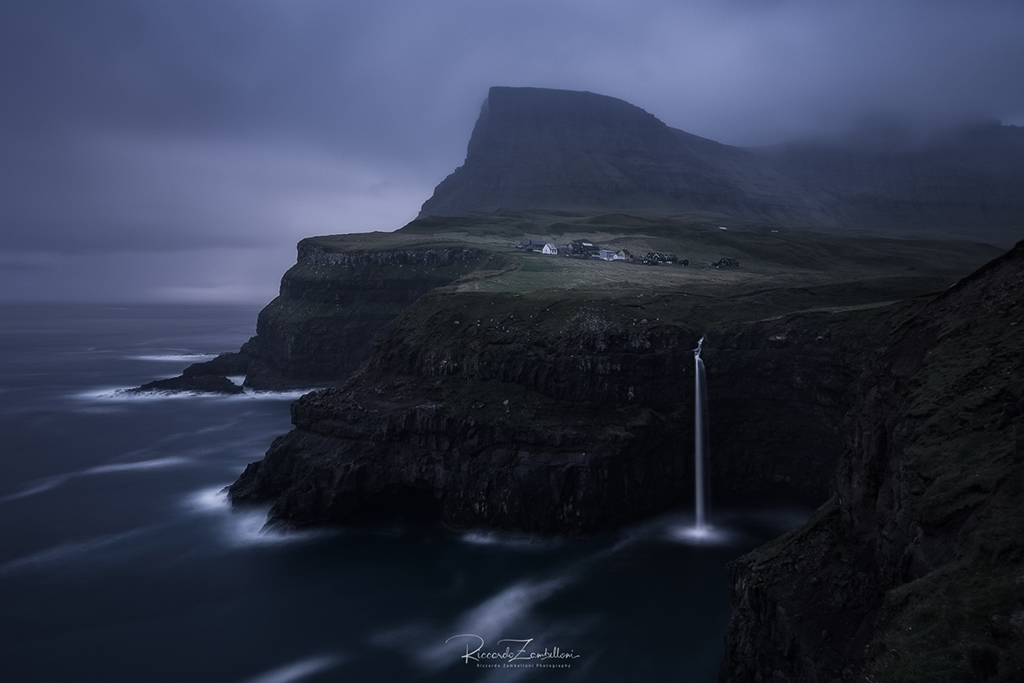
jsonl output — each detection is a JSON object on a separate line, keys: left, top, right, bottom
{"left": 542, "top": 243, "right": 559, "bottom": 255}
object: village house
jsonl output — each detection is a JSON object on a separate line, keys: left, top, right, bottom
{"left": 640, "top": 252, "right": 678, "bottom": 265}
{"left": 568, "top": 240, "right": 601, "bottom": 257}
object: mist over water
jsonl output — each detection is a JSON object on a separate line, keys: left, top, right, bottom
{"left": 0, "top": 304, "right": 809, "bottom": 682}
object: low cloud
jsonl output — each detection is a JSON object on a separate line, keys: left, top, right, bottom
{"left": 0, "top": 247, "right": 288, "bottom": 303}
{"left": 2, "top": 0, "right": 1022, "bottom": 301}
{"left": 1, "top": 130, "right": 430, "bottom": 254}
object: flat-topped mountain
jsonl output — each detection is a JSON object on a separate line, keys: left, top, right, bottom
{"left": 419, "top": 86, "right": 834, "bottom": 226}
{"left": 421, "top": 86, "right": 1024, "bottom": 244}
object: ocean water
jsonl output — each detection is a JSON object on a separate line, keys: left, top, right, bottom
{"left": 0, "top": 303, "right": 809, "bottom": 682}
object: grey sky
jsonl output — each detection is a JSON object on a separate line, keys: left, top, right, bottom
{"left": 2, "top": 0, "right": 1022, "bottom": 302}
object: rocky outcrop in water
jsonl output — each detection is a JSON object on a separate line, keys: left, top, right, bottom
{"left": 720, "top": 240, "right": 1024, "bottom": 682}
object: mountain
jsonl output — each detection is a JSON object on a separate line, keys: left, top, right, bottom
{"left": 753, "top": 122, "right": 1024, "bottom": 244}
{"left": 419, "top": 86, "right": 835, "bottom": 226}
{"left": 420, "top": 87, "right": 1024, "bottom": 245}
{"left": 129, "top": 85, "right": 1024, "bottom": 682}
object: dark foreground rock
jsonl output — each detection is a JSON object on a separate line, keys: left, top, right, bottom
{"left": 132, "top": 373, "right": 244, "bottom": 395}
{"left": 721, "top": 240, "right": 1024, "bottom": 682}
{"left": 230, "top": 376, "right": 687, "bottom": 535}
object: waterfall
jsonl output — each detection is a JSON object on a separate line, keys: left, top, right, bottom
{"left": 693, "top": 336, "right": 709, "bottom": 531}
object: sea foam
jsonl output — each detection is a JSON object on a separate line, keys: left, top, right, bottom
{"left": 184, "top": 486, "right": 331, "bottom": 549}
{"left": 129, "top": 353, "right": 218, "bottom": 362}
{"left": 238, "top": 655, "right": 343, "bottom": 683}
{"left": 74, "top": 387, "right": 318, "bottom": 402}
{"left": 0, "top": 457, "right": 192, "bottom": 503}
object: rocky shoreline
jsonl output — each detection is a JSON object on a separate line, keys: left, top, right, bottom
{"left": 221, "top": 238, "right": 1024, "bottom": 680}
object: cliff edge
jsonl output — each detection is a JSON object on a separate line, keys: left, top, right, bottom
{"left": 721, "top": 240, "right": 1024, "bottom": 682}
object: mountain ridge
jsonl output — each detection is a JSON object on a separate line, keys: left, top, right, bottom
{"left": 420, "top": 86, "right": 1024, "bottom": 245}
{"left": 420, "top": 86, "right": 836, "bottom": 227}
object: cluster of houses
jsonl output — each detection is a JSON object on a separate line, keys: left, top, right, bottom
{"left": 516, "top": 239, "right": 631, "bottom": 260}
{"left": 516, "top": 239, "right": 700, "bottom": 267}
{"left": 639, "top": 252, "right": 688, "bottom": 266}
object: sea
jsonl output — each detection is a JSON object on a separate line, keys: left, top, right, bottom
{"left": 0, "top": 303, "right": 810, "bottom": 683}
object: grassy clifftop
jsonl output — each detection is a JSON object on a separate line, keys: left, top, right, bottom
{"left": 389, "top": 211, "right": 1001, "bottom": 316}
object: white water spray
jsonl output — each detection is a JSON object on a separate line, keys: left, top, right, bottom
{"left": 693, "top": 336, "right": 709, "bottom": 532}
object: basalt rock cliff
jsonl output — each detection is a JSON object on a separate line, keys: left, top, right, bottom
{"left": 138, "top": 238, "right": 505, "bottom": 392}
{"left": 227, "top": 283, "right": 885, "bottom": 534}
{"left": 720, "top": 240, "right": 1024, "bottom": 682}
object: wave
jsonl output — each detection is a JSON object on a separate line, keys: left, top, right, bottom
{"left": 74, "top": 387, "right": 318, "bottom": 402}
{"left": 0, "top": 457, "right": 192, "bottom": 503}
{"left": 456, "top": 577, "right": 567, "bottom": 640}
{"left": 238, "top": 655, "right": 343, "bottom": 683}
{"left": 184, "top": 486, "right": 333, "bottom": 549}
{"left": 228, "top": 388, "right": 318, "bottom": 401}
{"left": 0, "top": 528, "right": 149, "bottom": 576}
{"left": 460, "top": 531, "right": 563, "bottom": 551}
{"left": 415, "top": 575, "right": 571, "bottom": 672}
{"left": 0, "top": 478, "right": 65, "bottom": 503}
{"left": 129, "top": 353, "right": 218, "bottom": 362}
{"left": 86, "top": 456, "right": 190, "bottom": 475}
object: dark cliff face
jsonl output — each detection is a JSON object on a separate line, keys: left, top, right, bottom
{"left": 228, "top": 284, "right": 886, "bottom": 535}
{"left": 140, "top": 242, "right": 505, "bottom": 392}
{"left": 247, "top": 244, "right": 503, "bottom": 387}
{"left": 721, "top": 241, "right": 1024, "bottom": 682}
{"left": 704, "top": 316, "right": 878, "bottom": 503}
{"left": 419, "top": 86, "right": 833, "bottom": 225}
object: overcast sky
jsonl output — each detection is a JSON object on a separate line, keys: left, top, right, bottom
{"left": 2, "top": 0, "right": 1022, "bottom": 303}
